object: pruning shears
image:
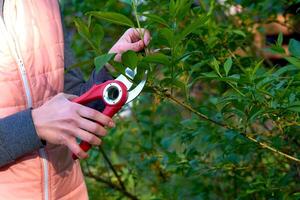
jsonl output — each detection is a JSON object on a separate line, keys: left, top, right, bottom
{"left": 72, "top": 67, "right": 147, "bottom": 159}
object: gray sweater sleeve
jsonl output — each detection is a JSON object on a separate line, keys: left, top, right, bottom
{"left": 63, "top": 31, "right": 113, "bottom": 110}
{"left": 0, "top": 109, "right": 43, "bottom": 167}
{"left": 64, "top": 67, "right": 113, "bottom": 111}
{"left": 64, "top": 67, "right": 112, "bottom": 96}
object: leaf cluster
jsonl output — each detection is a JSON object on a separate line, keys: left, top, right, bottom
{"left": 63, "top": 0, "right": 300, "bottom": 199}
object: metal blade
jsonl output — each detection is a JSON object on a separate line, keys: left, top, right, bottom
{"left": 115, "top": 74, "right": 133, "bottom": 90}
{"left": 126, "top": 71, "right": 148, "bottom": 104}
{"left": 115, "top": 66, "right": 147, "bottom": 103}
{"left": 115, "top": 67, "right": 137, "bottom": 90}
{"left": 125, "top": 67, "right": 137, "bottom": 80}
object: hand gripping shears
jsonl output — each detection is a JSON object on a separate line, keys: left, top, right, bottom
{"left": 72, "top": 67, "right": 147, "bottom": 159}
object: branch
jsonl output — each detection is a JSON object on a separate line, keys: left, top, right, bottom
{"left": 99, "top": 146, "right": 126, "bottom": 191}
{"left": 151, "top": 85, "right": 300, "bottom": 164}
{"left": 84, "top": 164, "right": 139, "bottom": 200}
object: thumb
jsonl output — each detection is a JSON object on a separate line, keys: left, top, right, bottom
{"left": 63, "top": 93, "right": 79, "bottom": 100}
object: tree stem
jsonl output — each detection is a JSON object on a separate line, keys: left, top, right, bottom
{"left": 99, "top": 146, "right": 127, "bottom": 191}
{"left": 84, "top": 166, "right": 139, "bottom": 200}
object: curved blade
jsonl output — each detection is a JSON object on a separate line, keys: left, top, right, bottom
{"left": 126, "top": 71, "right": 148, "bottom": 104}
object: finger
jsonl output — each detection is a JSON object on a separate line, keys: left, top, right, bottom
{"left": 125, "top": 28, "right": 142, "bottom": 42}
{"left": 130, "top": 28, "right": 151, "bottom": 47}
{"left": 127, "top": 28, "right": 148, "bottom": 43}
{"left": 76, "top": 104, "right": 115, "bottom": 128}
{"left": 65, "top": 137, "right": 88, "bottom": 159}
{"left": 114, "top": 53, "right": 122, "bottom": 62}
{"left": 142, "top": 29, "right": 151, "bottom": 46}
{"left": 129, "top": 40, "right": 145, "bottom": 52}
{"left": 72, "top": 128, "right": 102, "bottom": 145}
{"left": 77, "top": 117, "right": 108, "bottom": 137}
{"left": 63, "top": 93, "right": 79, "bottom": 100}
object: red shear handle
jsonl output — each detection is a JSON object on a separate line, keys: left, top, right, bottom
{"left": 72, "top": 80, "right": 128, "bottom": 160}
{"left": 72, "top": 105, "right": 123, "bottom": 159}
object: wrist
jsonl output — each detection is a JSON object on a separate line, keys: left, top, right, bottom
{"left": 31, "top": 108, "right": 42, "bottom": 140}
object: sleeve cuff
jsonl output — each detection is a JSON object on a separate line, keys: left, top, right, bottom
{"left": 0, "top": 109, "right": 43, "bottom": 163}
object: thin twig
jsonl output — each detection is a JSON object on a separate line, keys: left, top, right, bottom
{"left": 132, "top": 0, "right": 151, "bottom": 56}
{"left": 99, "top": 146, "right": 127, "bottom": 191}
{"left": 245, "top": 135, "right": 300, "bottom": 163}
{"left": 84, "top": 162, "right": 139, "bottom": 200}
{"left": 151, "top": 85, "right": 300, "bottom": 164}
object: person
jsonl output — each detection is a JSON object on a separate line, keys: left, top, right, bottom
{"left": 0, "top": 1, "right": 150, "bottom": 199}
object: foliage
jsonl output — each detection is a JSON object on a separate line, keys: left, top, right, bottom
{"left": 61, "top": 0, "right": 300, "bottom": 199}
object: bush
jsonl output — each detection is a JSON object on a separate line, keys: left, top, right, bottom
{"left": 62, "top": 0, "right": 300, "bottom": 199}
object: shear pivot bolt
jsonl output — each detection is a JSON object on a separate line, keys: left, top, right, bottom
{"left": 103, "top": 83, "right": 123, "bottom": 105}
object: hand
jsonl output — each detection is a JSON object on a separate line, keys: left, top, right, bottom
{"left": 32, "top": 93, "right": 115, "bottom": 159}
{"left": 109, "top": 28, "right": 151, "bottom": 61}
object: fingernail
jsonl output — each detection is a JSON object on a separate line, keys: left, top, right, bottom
{"left": 95, "top": 139, "right": 101, "bottom": 146}
{"left": 145, "top": 39, "right": 150, "bottom": 46}
{"left": 109, "top": 121, "right": 116, "bottom": 128}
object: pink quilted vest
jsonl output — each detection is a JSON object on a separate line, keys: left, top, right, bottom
{"left": 0, "top": 1, "right": 88, "bottom": 199}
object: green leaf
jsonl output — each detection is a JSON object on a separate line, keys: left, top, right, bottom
{"left": 201, "top": 71, "right": 218, "bottom": 78}
{"left": 169, "top": 0, "right": 191, "bottom": 19}
{"left": 248, "top": 107, "right": 264, "bottom": 122}
{"left": 248, "top": 60, "right": 264, "bottom": 81}
{"left": 74, "top": 17, "right": 102, "bottom": 53}
{"left": 285, "top": 57, "right": 300, "bottom": 68}
{"left": 141, "top": 53, "right": 171, "bottom": 66}
{"left": 288, "top": 39, "right": 300, "bottom": 58}
{"left": 224, "top": 57, "right": 232, "bottom": 76}
{"left": 142, "top": 13, "right": 169, "bottom": 27}
{"left": 160, "top": 78, "right": 186, "bottom": 91}
{"left": 224, "top": 130, "right": 237, "bottom": 141}
{"left": 200, "top": 74, "right": 240, "bottom": 82}
{"left": 94, "top": 53, "right": 115, "bottom": 73}
{"left": 252, "top": 60, "right": 264, "bottom": 75}
{"left": 211, "top": 58, "right": 220, "bottom": 76}
{"left": 273, "top": 65, "right": 298, "bottom": 77}
{"left": 287, "top": 101, "right": 300, "bottom": 112}
{"left": 176, "top": 15, "right": 209, "bottom": 42}
{"left": 267, "top": 45, "right": 286, "bottom": 54}
{"left": 74, "top": 17, "right": 90, "bottom": 40}
{"left": 122, "top": 51, "right": 138, "bottom": 68}
{"left": 120, "top": 0, "right": 132, "bottom": 5}
{"left": 169, "top": 0, "right": 176, "bottom": 16}
{"left": 109, "top": 60, "right": 127, "bottom": 76}
{"left": 277, "top": 32, "right": 283, "bottom": 46}
{"left": 87, "top": 11, "right": 135, "bottom": 27}
{"left": 90, "top": 24, "right": 104, "bottom": 47}
{"left": 292, "top": 192, "right": 300, "bottom": 197}
{"left": 160, "top": 28, "right": 175, "bottom": 47}
{"left": 87, "top": 14, "right": 92, "bottom": 29}
{"left": 232, "top": 30, "right": 246, "bottom": 38}
{"left": 287, "top": 106, "right": 300, "bottom": 112}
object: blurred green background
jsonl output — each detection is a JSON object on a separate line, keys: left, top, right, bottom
{"left": 61, "top": 1, "right": 300, "bottom": 199}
